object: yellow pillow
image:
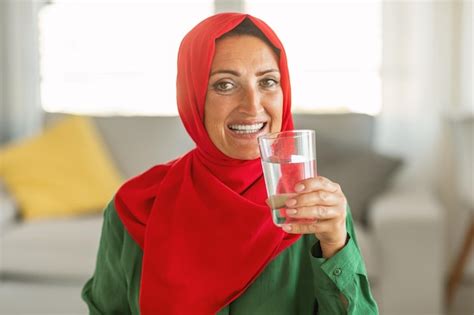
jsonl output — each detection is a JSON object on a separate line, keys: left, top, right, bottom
{"left": 0, "top": 116, "right": 123, "bottom": 220}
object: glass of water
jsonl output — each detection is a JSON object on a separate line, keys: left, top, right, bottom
{"left": 258, "top": 130, "right": 317, "bottom": 227}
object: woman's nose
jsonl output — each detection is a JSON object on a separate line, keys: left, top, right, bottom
{"left": 239, "top": 87, "right": 264, "bottom": 115}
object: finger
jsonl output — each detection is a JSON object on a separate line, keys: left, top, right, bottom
{"left": 286, "top": 205, "right": 339, "bottom": 220}
{"left": 294, "top": 176, "right": 340, "bottom": 194}
{"left": 282, "top": 220, "right": 330, "bottom": 235}
{"left": 282, "top": 216, "right": 346, "bottom": 235}
{"left": 285, "top": 190, "right": 341, "bottom": 208}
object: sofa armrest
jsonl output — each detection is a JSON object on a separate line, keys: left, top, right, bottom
{"left": 368, "top": 189, "right": 444, "bottom": 315}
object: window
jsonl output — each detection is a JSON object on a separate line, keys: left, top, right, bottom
{"left": 39, "top": 0, "right": 214, "bottom": 116}
{"left": 40, "top": 1, "right": 381, "bottom": 116}
{"left": 245, "top": 0, "right": 382, "bottom": 115}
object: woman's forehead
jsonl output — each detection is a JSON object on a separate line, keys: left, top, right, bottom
{"left": 211, "top": 36, "right": 280, "bottom": 71}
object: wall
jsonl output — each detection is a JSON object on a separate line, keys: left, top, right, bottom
{"left": 0, "top": 0, "right": 7, "bottom": 143}
{"left": 459, "top": 0, "right": 472, "bottom": 109}
{"left": 0, "top": 0, "right": 43, "bottom": 145}
{"left": 215, "top": 0, "right": 243, "bottom": 13}
{"left": 445, "top": 0, "right": 474, "bottom": 277}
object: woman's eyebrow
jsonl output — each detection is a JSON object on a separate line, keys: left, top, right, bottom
{"left": 210, "top": 69, "right": 240, "bottom": 77}
{"left": 210, "top": 68, "right": 280, "bottom": 77}
{"left": 256, "top": 69, "right": 279, "bottom": 76}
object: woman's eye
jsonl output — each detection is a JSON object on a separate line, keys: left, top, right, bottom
{"left": 213, "top": 81, "right": 235, "bottom": 92}
{"left": 260, "top": 78, "right": 278, "bottom": 88}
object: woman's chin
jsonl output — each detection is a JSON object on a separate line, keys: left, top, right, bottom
{"left": 224, "top": 146, "right": 260, "bottom": 160}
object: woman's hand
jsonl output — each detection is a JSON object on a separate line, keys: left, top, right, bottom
{"left": 282, "top": 176, "right": 348, "bottom": 258}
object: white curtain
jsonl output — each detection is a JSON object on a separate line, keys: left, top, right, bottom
{"left": 0, "top": 0, "right": 44, "bottom": 145}
{"left": 376, "top": 0, "right": 473, "bottom": 275}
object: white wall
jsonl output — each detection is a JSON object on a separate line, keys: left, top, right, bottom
{"left": 438, "top": 0, "right": 474, "bottom": 279}
{"left": 0, "top": 0, "right": 7, "bottom": 143}
{"left": 0, "top": 0, "right": 44, "bottom": 144}
{"left": 451, "top": 0, "right": 474, "bottom": 277}
{"left": 459, "top": 0, "right": 472, "bottom": 110}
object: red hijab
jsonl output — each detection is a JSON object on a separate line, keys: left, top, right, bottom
{"left": 115, "top": 13, "right": 300, "bottom": 314}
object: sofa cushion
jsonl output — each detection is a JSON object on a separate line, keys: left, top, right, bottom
{"left": 293, "top": 113, "right": 403, "bottom": 226}
{"left": 293, "top": 113, "right": 374, "bottom": 154}
{"left": 320, "top": 149, "right": 403, "bottom": 226}
{"left": 0, "top": 214, "right": 103, "bottom": 281}
{"left": 0, "top": 116, "right": 123, "bottom": 220}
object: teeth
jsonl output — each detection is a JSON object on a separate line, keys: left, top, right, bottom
{"left": 228, "top": 123, "right": 265, "bottom": 134}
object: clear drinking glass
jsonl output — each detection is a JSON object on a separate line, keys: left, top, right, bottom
{"left": 258, "top": 130, "right": 317, "bottom": 226}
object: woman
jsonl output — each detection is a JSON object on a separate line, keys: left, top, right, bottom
{"left": 82, "top": 13, "right": 378, "bottom": 314}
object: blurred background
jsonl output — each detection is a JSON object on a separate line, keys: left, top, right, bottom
{"left": 0, "top": 0, "right": 472, "bottom": 314}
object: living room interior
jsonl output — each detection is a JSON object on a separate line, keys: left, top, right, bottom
{"left": 0, "top": 1, "right": 472, "bottom": 315}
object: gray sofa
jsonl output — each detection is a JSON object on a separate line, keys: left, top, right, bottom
{"left": 0, "top": 113, "right": 444, "bottom": 315}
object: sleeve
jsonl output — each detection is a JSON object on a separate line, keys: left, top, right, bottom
{"left": 309, "top": 205, "right": 379, "bottom": 315}
{"left": 81, "top": 200, "right": 132, "bottom": 315}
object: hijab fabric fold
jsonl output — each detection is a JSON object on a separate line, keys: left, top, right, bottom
{"left": 115, "top": 13, "right": 300, "bottom": 314}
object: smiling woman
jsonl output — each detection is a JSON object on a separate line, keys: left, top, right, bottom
{"left": 82, "top": 13, "right": 378, "bottom": 315}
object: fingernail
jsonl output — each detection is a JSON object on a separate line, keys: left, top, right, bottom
{"left": 286, "top": 209, "right": 297, "bottom": 215}
{"left": 286, "top": 199, "right": 296, "bottom": 207}
{"left": 295, "top": 184, "right": 305, "bottom": 192}
{"left": 282, "top": 225, "right": 292, "bottom": 232}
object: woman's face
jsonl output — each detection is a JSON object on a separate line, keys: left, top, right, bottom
{"left": 204, "top": 35, "right": 283, "bottom": 160}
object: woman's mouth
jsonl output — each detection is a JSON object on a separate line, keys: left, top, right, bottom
{"left": 228, "top": 122, "right": 266, "bottom": 134}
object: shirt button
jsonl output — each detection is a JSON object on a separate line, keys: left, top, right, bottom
{"left": 333, "top": 268, "right": 342, "bottom": 276}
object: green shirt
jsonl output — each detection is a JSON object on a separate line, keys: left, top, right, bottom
{"left": 82, "top": 201, "right": 378, "bottom": 314}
